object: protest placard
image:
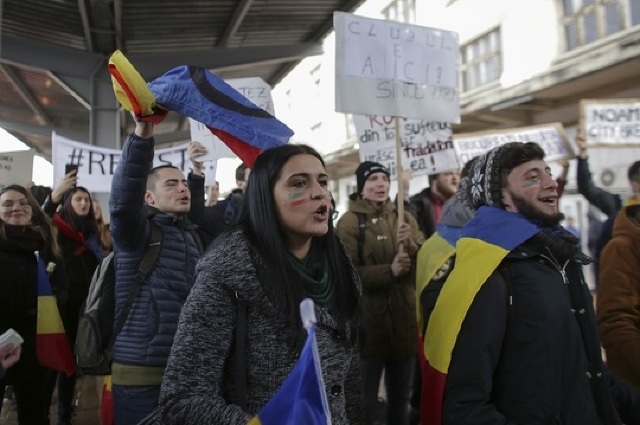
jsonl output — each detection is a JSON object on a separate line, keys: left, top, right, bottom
{"left": 354, "top": 115, "right": 458, "bottom": 180}
{"left": 580, "top": 99, "right": 640, "bottom": 146}
{"left": 334, "top": 12, "right": 460, "bottom": 123}
{"left": 453, "top": 123, "right": 573, "bottom": 166}
{"left": 52, "top": 133, "right": 217, "bottom": 192}
{"left": 0, "top": 150, "right": 34, "bottom": 189}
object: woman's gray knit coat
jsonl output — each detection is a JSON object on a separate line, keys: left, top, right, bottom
{"left": 159, "top": 229, "right": 363, "bottom": 424}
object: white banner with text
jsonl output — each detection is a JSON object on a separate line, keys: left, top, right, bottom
{"left": 581, "top": 98, "right": 640, "bottom": 145}
{"left": 52, "top": 133, "right": 217, "bottom": 193}
{"left": 334, "top": 12, "right": 460, "bottom": 122}
{"left": 354, "top": 115, "right": 457, "bottom": 180}
{"left": 0, "top": 150, "right": 34, "bottom": 189}
{"left": 453, "top": 123, "right": 573, "bottom": 166}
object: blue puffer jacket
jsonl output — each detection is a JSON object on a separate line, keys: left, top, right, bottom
{"left": 109, "top": 133, "right": 200, "bottom": 372}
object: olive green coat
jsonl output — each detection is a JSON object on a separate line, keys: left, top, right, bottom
{"left": 337, "top": 195, "right": 425, "bottom": 359}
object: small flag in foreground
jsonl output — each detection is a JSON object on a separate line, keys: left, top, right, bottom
{"left": 248, "top": 299, "right": 331, "bottom": 425}
{"left": 35, "top": 252, "right": 76, "bottom": 377}
{"left": 101, "top": 375, "right": 115, "bottom": 425}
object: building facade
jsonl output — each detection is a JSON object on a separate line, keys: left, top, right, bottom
{"left": 273, "top": 0, "right": 640, "bottom": 244}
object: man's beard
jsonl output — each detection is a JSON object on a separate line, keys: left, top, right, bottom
{"left": 511, "top": 193, "right": 564, "bottom": 227}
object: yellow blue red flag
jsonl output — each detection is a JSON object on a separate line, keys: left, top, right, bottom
{"left": 107, "top": 50, "right": 293, "bottom": 167}
{"left": 248, "top": 299, "right": 331, "bottom": 425}
{"left": 35, "top": 252, "right": 76, "bottom": 377}
{"left": 422, "top": 207, "right": 541, "bottom": 425}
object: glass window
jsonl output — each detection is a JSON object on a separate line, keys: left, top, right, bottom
{"left": 563, "top": 0, "right": 575, "bottom": 15}
{"left": 605, "top": 3, "right": 622, "bottom": 34}
{"left": 460, "top": 28, "right": 502, "bottom": 91}
{"left": 560, "top": 0, "right": 640, "bottom": 51}
{"left": 584, "top": 12, "right": 598, "bottom": 43}
{"left": 383, "top": 0, "right": 416, "bottom": 23}
{"left": 565, "top": 22, "right": 578, "bottom": 50}
{"left": 631, "top": 0, "right": 640, "bottom": 25}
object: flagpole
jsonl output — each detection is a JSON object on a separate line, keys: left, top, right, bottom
{"left": 394, "top": 116, "right": 405, "bottom": 223}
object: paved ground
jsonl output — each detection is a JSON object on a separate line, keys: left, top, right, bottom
{"left": 1, "top": 375, "right": 102, "bottom": 425}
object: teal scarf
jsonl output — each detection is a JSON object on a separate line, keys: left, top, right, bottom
{"left": 288, "top": 243, "right": 334, "bottom": 306}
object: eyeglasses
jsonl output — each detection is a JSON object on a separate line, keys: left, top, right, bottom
{"left": 1, "top": 200, "right": 32, "bottom": 209}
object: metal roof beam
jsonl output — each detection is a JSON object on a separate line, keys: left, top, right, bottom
{"left": 0, "top": 64, "right": 54, "bottom": 127}
{"left": 1, "top": 35, "right": 323, "bottom": 80}
{"left": 128, "top": 43, "right": 324, "bottom": 78}
{"left": 47, "top": 72, "right": 92, "bottom": 110}
{"left": 77, "top": 0, "right": 95, "bottom": 52}
{"left": 219, "top": 0, "right": 254, "bottom": 47}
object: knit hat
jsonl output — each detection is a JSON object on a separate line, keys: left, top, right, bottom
{"left": 459, "top": 145, "right": 511, "bottom": 210}
{"left": 355, "top": 161, "right": 390, "bottom": 195}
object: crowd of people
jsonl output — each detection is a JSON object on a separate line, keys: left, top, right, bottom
{"left": 0, "top": 119, "right": 640, "bottom": 425}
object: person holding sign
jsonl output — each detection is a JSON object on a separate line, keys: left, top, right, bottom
{"left": 336, "top": 161, "right": 424, "bottom": 425}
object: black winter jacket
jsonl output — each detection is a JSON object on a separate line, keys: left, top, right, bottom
{"left": 443, "top": 237, "right": 640, "bottom": 425}
{"left": 0, "top": 228, "right": 68, "bottom": 379}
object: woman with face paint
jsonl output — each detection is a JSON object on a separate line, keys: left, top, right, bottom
{"left": 0, "top": 185, "right": 68, "bottom": 425}
{"left": 336, "top": 161, "right": 425, "bottom": 425}
{"left": 43, "top": 178, "right": 103, "bottom": 425}
{"left": 159, "top": 144, "right": 363, "bottom": 424}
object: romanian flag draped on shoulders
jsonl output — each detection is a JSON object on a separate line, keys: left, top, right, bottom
{"left": 108, "top": 50, "right": 293, "bottom": 167}
{"left": 422, "top": 207, "right": 541, "bottom": 425}
{"left": 35, "top": 252, "right": 76, "bottom": 377}
{"left": 248, "top": 299, "right": 332, "bottom": 425}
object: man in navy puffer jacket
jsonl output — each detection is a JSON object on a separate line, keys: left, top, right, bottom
{"left": 109, "top": 117, "right": 202, "bottom": 425}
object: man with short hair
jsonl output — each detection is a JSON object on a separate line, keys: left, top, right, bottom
{"left": 423, "top": 142, "right": 640, "bottom": 425}
{"left": 410, "top": 171, "right": 460, "bottom": 238}
{"left": 109, "top": 118, "right": 202, "bottom": 425}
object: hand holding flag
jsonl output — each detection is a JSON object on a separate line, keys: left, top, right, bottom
{"left": 248, "top": 299, "right": 332, "bottom": 425}
{"left": 107, "top": 50, "right": 293, "bottom": 167}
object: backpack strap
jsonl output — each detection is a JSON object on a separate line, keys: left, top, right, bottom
{"left": 357, "top": 212, "right": 366, "bottom": 265}
{"left": 108, "top": 221, "right": 162, "bottom": 351}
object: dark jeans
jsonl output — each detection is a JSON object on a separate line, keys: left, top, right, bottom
{"left": 0, "top": 362, "right": 50, "bottom": 425}
{"left": 361, "top": 355, "right": 415, "bottom": 425}
{"left": 113, "top": 384, "right": 160, "bottom": 425}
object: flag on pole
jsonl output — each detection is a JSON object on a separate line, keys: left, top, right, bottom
{"left": 35, "top": 252, "right": 76, "bottom": 377}
{"left": 107, "top": 50, "right": 293, "bottom": 167}
{"left": 248, "top": 299, "right": 331, "bottom": 425}
{"left": 422, "top": 207, "right": 540, "bottom": 425}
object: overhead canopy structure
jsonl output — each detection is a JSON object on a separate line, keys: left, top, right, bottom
{"left": 0, "top": 0, "right": 364, "bottom": 157}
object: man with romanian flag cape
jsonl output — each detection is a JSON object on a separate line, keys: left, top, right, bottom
{"left": 423, "top": 142, "right": 640, "bottom": 425}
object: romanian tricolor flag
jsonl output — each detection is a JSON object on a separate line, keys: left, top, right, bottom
{"left": 101, "top": 375, "right": 115, "bottom": 425}
{"left": 415, "top": 229, "right": 456, "bottom": 333}
{"left": 108, "top": 50, "right": 293, "bottom": 167}
{"left": 35, "top": 252, "right": 76, "bottom": 377}
{"left": 249, "top": 299, "right": 331, "bottom": 425}
{"left": 422, "top": 207, "right": 540, "bottom": 425}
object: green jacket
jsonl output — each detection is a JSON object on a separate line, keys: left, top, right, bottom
{"left": 337, "top": 195, "right": 425, "bottom": 359}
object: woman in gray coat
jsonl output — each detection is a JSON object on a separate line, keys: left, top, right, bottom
{"left": 159, "top": 144, "right": 363, "bottom": 424}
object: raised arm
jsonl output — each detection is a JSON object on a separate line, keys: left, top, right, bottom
{"left": 109, "top": 120, "right": 155, "bottom": 248}
{"left": 575, "top": 132, "right": 620, "bottom": 216}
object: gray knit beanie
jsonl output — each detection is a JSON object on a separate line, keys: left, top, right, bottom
{"left": 458, "top": 144, "right": 511, "bottom": 210}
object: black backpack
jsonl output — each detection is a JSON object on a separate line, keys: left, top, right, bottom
{"left": 75, "top": 222, "right": 162, "bottom": 375}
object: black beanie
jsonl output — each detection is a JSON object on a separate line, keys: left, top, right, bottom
{"left": 355, "top": 161, "right": 390, "bottom": 195}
